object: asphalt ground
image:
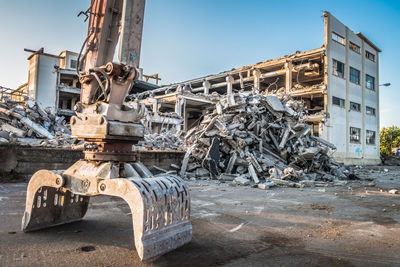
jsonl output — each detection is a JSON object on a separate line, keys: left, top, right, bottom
{"left": 0, "top": 166, "right": 399, "bottom": 266}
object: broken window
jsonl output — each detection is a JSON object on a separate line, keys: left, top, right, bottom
{"left": 366, "top": 51, "right": 375, "bottom": 62}
{"left": 350, "top": 102, "right": 361, "bottom": 112}
{"left": 332, "top": 59, "right": 345, "bottom": 78}
{"left": 350, "top": 127, "right": 361, "bottom": 143}
{"left": 70, "top": 59, "right": 77, "bottom": 69}
{"left": 349, "top": 67, "right": 360, "bottom": 84}
{"left": 366, "top": 130, "right": 376, "bottom": 145}
{"left": 332, "top": 96, "right": 345, "bottom": 108}
{"left": 366, "top": 74, "right": 375, "bottom": 90}
{"left": 66, "top": 99, "right": 72, "bottom": 110}
{"left": 332, "top": 32, "right": 345, "bottom": 45}
{"left": 349, "top": 42, "right": 360, "bottom": 54}
{"left": 366, "top": 106, "right": 376, "bottom": 116}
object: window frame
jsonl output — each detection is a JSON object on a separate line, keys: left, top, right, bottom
{"left": 70, "top": 59, "right": 78, "bottom": 69}
{"left": 366, "top": 74, "right": 375, "bottom": 90}
{"left": 350, "top": 101, "right": 361, "bottom": 112}
{"left": 366, "top": 130, "right": 376, "bottom": 145}
{"left": 366, "top": 51, "right": 375, "bottom": 62}
{"left": 332, "top": 96, "right": 345, "bottom": 108}
{"left": 332, "top": 32, "right": 346, "bottom": 46}
{"left": 332, "top": 59, "right": 345, "bottom": 78}
{"left": 349, "top": 67, "right": 360, "bottom": 85}
{"left": 350, "top": 127, "right": 361, "bottom": 144}
{"left": 349, "top": 42, "right": 360, "bottom": 54}
{"left": 366, "top": 106, "right": 376, "bottom": 116}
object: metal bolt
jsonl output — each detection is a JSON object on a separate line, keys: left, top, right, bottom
{"left": 100, "top": 183, "right": 106, "bottom": 191}
{"left": 56, "top": 177, "right": 62, "bottom": 185}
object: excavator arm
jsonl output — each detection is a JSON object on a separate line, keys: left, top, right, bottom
{"left": 21, "top": 0, "right": 192, "bottom": 261}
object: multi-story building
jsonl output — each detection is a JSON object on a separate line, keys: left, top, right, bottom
{"left": 324, "top": 12, "right": 380, "bottom": 165}
{"left": 26, "top": 49, "right": 81, "bottom": 116}
{"left": 137, "top": 11, "right": 381, "bottom": 165}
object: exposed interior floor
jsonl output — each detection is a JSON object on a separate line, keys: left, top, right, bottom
{"left": 0, "top": 166, "right": 399, "bottom": 266}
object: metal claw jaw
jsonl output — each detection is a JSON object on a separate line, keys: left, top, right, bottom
{"left": 22, "top": 162, "right": 192, "bottom": 261}
{"left": 99, "top": 176, "right": 192, "bottom": 260}
{"left": 22, "top": 170, "right": 90, "bottom": 232}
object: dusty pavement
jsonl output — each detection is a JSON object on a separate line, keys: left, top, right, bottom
{"left": 0, "top": 166, "right": 399, "bottom": 267}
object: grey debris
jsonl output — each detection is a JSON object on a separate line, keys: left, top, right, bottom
{"left": 258, "top": 181, "right": 275, "bottom": 190}
{"left": 389, "top": 189, "right": 398, "bottom": 194}
{"left": 233, "top": 176, "right": 250, "bottom": 186}
{"left": 132, "top": 162, "right": 153, "bottom": 178}
{"left": 178, "top": 92, "right": 353, "bottom": 188}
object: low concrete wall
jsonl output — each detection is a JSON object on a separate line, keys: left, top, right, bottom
{"left": 0, "top": 145, "right": 184, "bottom": 178}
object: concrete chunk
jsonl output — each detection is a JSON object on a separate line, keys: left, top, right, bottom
{"left": 234, "top": 176, "right": 250, "bottom": 186}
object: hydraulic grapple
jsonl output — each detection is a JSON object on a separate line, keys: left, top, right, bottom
{"left": 22, "top": 161, "right": 192, "bottom": 260}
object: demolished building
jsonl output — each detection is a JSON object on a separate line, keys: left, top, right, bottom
{"left": 134, "top": 11, "right": 381, "bottom": 165}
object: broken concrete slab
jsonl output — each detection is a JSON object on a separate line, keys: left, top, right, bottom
{"left": 233, "top": 176, "right": 250, "bottom": 186}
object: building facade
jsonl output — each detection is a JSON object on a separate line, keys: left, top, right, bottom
{"left": 323, "top": 12, "right": 380, "bottom": 164}
{"left": 27, "top": 49, "right": 80, "bottom": 116}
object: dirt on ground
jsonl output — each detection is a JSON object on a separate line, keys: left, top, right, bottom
{"left": 0, "top": 165, "right": 399, "bottom": 266}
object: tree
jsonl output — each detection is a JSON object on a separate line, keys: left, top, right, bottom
{"left": 380, "top": 126, "right": 400, "bottom": 156}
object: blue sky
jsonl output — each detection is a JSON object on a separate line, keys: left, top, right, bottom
{"left": 0, "top": 0, "right": 399, "bottom": 127}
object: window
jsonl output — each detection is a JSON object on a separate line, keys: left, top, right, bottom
{"left": 350, "top": 127, "right": 361, "bottom": 143}
{"left": 349, "top": 42, "right": 360, "bottom": 54}
{"left": 366, "top": 51, "right": 375, "bottom": 62}
{"left": 332, "top": 32, "right": 345, "bottom": 45}
{"left": 349, "top": 67, "right": 360, "bottom": 84}
{"left": 312, "top": 123, "right": 319, "bottom": 137}
{"left": 350, "top": 101, "right": 361, "bottom": 112}
{"left": 332, "top": 59, "right": 345, "bottom": 78}
{"left": 366, "top": 130, "right": 376, "bottom": 145}
{"left": 332, "top": 96, "right": 345, "bottom": 108}
{"left": 70, "top": 59, "right": 77, "bottom": 69}
{"left": 366, "top": 74, "right": 375, "bottom": 90}
{"left": 366, "top": 106, "right": 376, "bottom": 116}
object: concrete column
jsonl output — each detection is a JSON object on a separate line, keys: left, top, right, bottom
{"left": 253, "top": 69, "right": 261, "bottom": 94}
{"left": 175, "top": 97, "right": 185, "bottom": 131}
{"left": 202, "top": 80, "right": 211, "bottom": 95}
{"left": 226, "top": 75, "right": 235, "bottom": 106}
{"left": 152, "top": 100, "right": 158, "bottom": 114}
{"left": 285, "top": 61, "right": 293, "bottom": 94}
{"left": 239, "top": 72, "right": 244, "bottom": 89}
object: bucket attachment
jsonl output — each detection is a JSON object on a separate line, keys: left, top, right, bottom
{"left": 22, "top": 160, "right": 192, "bottom": 260}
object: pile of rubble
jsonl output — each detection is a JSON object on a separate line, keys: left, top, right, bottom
{"left": 0, "top": 97, "right": 74, "bottom": 147}
{"left": 181, "top": 92, "right": 352, "bottom": 188}
{"left": 134, "top": 128, "right": 184, "bottom": 151}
